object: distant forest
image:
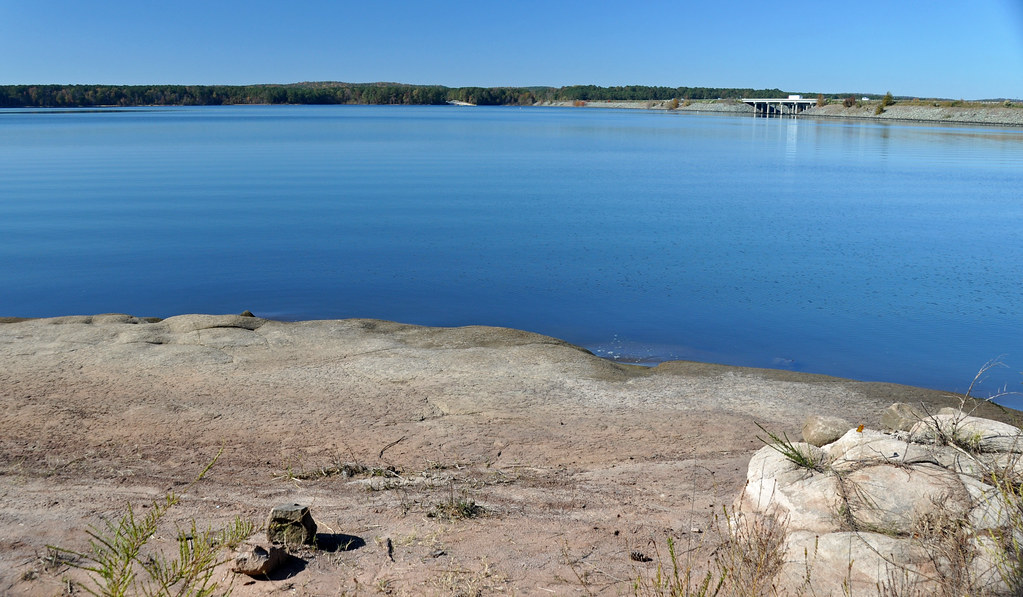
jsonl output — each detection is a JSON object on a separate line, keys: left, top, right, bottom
{"left": 0, "top": 82, "right": 788, "bottom": 108}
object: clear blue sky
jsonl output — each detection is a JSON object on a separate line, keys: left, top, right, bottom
{"left": 2, "top": 0, "right": 1021, "bottom": 99}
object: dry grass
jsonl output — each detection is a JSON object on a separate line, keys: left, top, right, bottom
{"left": 427, "top": 556, "right": 509, "bottom": 596}
{"left": 427, "top": 495, "right": 485, "bottom": 521}
{"left": 631, "top": 508, "right": 788, "bottom": 597}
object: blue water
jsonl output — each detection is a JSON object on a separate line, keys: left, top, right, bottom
{"left": 2, "top": 105, "right": 1022, "bottom": 405}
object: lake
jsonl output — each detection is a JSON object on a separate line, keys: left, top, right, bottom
{"left": 2, "top": 105, "right": 1021, "bottom": 405}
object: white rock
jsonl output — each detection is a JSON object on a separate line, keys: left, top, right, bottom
{"left": 827, "top": 433, "right": 937, "bottom": 471}
{"left": 802, "top": 415, "right": 853, "bottom": 447}
{"left": 930, "top": 445, "right": 989, "bottom": 477}
{"left": 742, "top": 446, "right": 841, "bottom": 533}
{"left": 841, "top": 463, "right": 968, "bottom": 535}
{"left": 961, "top": 474, "right": 1017, "bottom": 532}
{"left": 778, "top": 531, "right": 934, "bottom": 597}
{"left": 741, "top": 418, "right": 1023, "bottom": 596}
{"left": 969, "top": 535, "right": 1016, "bottom": 596}
{"left": 880, "top": 402, "right": 926, "bottom": 432}
{"left": 909, "top": 414, "right": 1023, "bottom": 453}
{"left": 824, "top": 427, "right": 889, "bottom": 457}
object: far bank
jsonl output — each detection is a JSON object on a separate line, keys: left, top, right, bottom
{"left": 538, "top": 97, "right": 1023, "bottom": 127}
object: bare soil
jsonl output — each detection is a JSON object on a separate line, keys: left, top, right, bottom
{"left": 1, "top": 314, "right": 1012, "bottom": 596}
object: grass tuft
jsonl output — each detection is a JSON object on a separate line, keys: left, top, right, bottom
{"left": 632, "top": 508, "right": 787, "bottom": 597}
{"left": 428, "top": 496, "right": 485, "bottom": 521}
{"left": 754, "top": 422, "right": 826, "bottom": 472}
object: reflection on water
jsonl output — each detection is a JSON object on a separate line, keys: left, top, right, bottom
{"left": 1, "top": 105, "right": 1021, "bottom": 405}
{"left": 784, "top": 119, "right": 798, "bottom": 162}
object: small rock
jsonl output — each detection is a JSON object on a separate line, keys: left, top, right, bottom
{"left": 880, "top": 402, "right": 925, "bottom": 432}
{"left": 240, "top": 310, "right": 255, "bottom": 317}
{"left": 802, "top": 414, "right": 852, "bottom": 446}
{"left": 266, "top": 503, "right": 317, "bottom": 546}
{"left": 232, "top": 543, "right": 286, "bottom": 577}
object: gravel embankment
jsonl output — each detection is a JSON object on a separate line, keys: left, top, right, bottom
{"left": 802, "top": 102, "right": 1023, "bottom": 126}
{"left": 678, "top": 100, "right": 754, "bottom": 113}
{"left": 537, "top": 99, "right": 754, "bottom": 112}
{"left": 537, "top": 99, "right": 670, "bottom": 109}
{"left": 538, "top": 98, "right": 1023, "bottom": 126}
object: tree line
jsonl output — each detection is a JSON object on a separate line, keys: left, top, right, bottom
{"left": 0, "top": 82, "right": 788, "bottom": 108}
{"left": 554, "top": 85, "right": 785, "bottom": 101}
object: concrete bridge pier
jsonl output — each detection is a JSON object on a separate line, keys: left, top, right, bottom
{"left": 742, "top": 97, "right": 817, "bottom": 116}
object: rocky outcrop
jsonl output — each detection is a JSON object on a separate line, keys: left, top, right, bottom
{"left": 1, "top": 314, "right": 1019, "bottom": 595}
{"left": 739, "top": 407, "right": 1023, "bottom": 596}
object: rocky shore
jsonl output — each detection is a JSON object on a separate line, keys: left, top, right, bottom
{"left": 743, "top": 407, "right": 1023, "bottom": 595}
{"left": 2, "top": 314, "right": 1019, "bottom": 595}
{"left": 802, "top": 101, "right": 1023, "bottom": 127}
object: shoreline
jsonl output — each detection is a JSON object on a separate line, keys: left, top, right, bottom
{"left": 1, "top": 313, "right": 1019, "bottom": 595}
{"left": 2, "top": 313, "right": 1016, "bottom": 405}
{"left": 8, "top": 99, "right": 1023, "bottom": 127}
{"left": 538, "top": 98, "right": 1023, "bottom": 127}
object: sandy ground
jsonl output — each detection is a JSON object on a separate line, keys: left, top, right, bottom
{"left": 1, "top": 314, "right": 1014, "bottom": 596}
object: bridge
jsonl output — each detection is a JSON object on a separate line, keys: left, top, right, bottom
{"left": 741, "top": 96, "right": 817, "bottom": 116}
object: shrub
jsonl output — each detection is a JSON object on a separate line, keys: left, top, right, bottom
{"left": 816, "top": 94, "right": 826, "bottom": 107}
{"left": 882, "top": 91, "right": 895, "bottom": 106}
{"left": 843, "top": 96, "right": 856, "bottom": 108}
{"left": 51, "top": 500, "right": 254, "bottom": 597}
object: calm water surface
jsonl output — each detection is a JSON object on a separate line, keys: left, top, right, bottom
{"left": 2, "top": 105, "right": 1021, "bottom": 405}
